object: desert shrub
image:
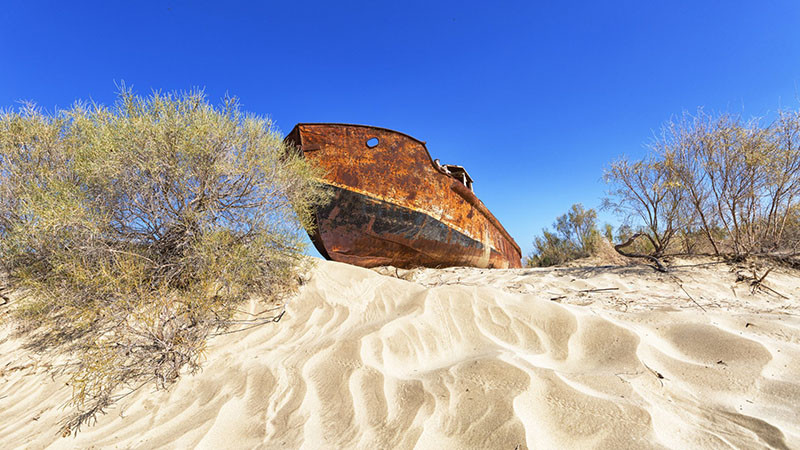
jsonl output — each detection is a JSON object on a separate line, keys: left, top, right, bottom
{"left": 694, "top": 114, "right": 776, "bottom": 255}
{"left": 780, "top": 205, "right": 800, "bottom": 254}
{"left": 656, "top": 111, "right": 724, "bottom": 255}
{"left": 527, "top": 204, "right": 600, "bottom": 267}
{"left": 603, "top": 223, "right": 615, "bottom": 243}
{"left": 603, "top": 155, "right": 683, "bottom": 257}
{"left": 526, "top": 230, "right": 579, "bottom": 267}
{"left": 612, "top": 224, "right": 655, "bottom": 255}
{"left": 0, "top": 89, "right": 326, "bottom": 434}
{"left": 605, "top": 107, "right": 800, "bottom": 259}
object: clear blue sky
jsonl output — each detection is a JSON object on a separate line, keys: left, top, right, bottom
{"left": 3, "top": 1, "right": 800, "bottom": 257}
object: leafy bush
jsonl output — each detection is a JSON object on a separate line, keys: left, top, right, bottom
{"left": 526, "top": 204, "right": 600, "bottom": 267}
{"left": 0, "top": 89, "right": 326, "bottom": 434}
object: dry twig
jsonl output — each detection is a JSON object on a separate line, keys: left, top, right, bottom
{"left": 735, "top": 267, "right": 788, "bottom": 299}
{"left": 579, "top": 287, "right": 619, "bottom": 293}
{"left": 669, "top": 273, "right": 707, "bottom": 312}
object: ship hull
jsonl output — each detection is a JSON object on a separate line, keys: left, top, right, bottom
{"left": 313, "top": 183, "right": 503, "bottom": 268}
{"left": 287, "top": 123, "right": 522, "bottom": 269}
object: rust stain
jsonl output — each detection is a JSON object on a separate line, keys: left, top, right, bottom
{"left": 286, "top": 123, "right": 522, "bottom": 269}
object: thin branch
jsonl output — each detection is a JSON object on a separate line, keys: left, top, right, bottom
{"left": 613, "top": 233, "right": 669, "bottom": 272}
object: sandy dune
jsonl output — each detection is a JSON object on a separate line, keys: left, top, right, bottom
{"left": 2, "top": 259, "right": 800, "bottom": 449}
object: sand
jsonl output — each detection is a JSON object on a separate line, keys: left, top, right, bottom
{"left": 1, "top": 258, "right": 799, "bottom": 449}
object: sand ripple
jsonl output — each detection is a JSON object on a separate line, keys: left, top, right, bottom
{"left": 2, "top": 260, "right": 799, "bottom": 449}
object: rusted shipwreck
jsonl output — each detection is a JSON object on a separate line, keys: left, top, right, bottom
{"left": 285, "top": 123, "right": 522, "bottom": 269}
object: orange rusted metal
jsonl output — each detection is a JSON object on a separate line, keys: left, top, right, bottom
{"left": 286, "top": 123, "right": 522, "bottom": 269}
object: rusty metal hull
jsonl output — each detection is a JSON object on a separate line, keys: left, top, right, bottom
{"left": 286, "top": 123, "right": 522, "bottom": 269}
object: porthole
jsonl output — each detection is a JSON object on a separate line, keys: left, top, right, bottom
{"left": 366, "top": 137, "right": 379, "bottom": 148}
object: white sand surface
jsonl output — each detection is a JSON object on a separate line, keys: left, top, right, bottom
{"left": 2, "top": 259, "right": 799, "bottom": 449}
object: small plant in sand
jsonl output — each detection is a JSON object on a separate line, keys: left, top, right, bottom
{"left": 0, "top": 88, "right": 326, "bottom": 434}
{"left": 526, "top": 203, "right": 600, "bottom": 267}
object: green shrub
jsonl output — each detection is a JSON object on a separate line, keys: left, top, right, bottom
{"left": 527, "top": 204, "right": 600, "bottom": 267}
{"left": 0, "top": 89, "right": 326, "bottom": 434}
